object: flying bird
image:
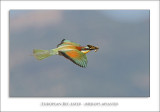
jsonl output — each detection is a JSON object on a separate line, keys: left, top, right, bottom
{"left": 33, "top": 39, "right": 99, "bottom": 68}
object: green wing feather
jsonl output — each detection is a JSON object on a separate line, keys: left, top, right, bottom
{"left": 59, "top": 50, "right": 87, "bottom": 68}
{"left": 57, "top": 39, "right": 81, "bottom": 47}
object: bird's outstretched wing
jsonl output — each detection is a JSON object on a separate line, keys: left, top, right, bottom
{"left": 58, "top": 50, "right": 87, "bottom": 68}
{"left": 57, "top": 39, "right": 81, "bottom": 47}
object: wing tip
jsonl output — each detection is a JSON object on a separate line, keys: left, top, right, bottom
{"left": 57, "top": 39, "right": 65, "bottom": 47}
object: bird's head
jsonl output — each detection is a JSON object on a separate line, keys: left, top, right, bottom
{"left": 87, "top": 45, "right": 99, "bottom": 52}
{"left": 81, "top": 45, "right": 99, "bottom": 54}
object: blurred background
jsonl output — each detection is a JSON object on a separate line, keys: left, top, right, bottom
{"left": 9, "top": 10, "right": 150, "bottom": 97}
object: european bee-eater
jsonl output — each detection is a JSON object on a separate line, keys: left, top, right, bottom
{"left": 33, "top": 39, "right": 99, "bottom": 68}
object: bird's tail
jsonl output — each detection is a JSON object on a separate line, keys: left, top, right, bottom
{"left": 33, "top": 49, "right": 57, "bottom": 60}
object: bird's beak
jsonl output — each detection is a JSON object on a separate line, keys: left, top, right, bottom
{"left": 94, "top": 46, "right": 99, "bottom": 52}
{"left": 87, "top": 45, "right": 99, "bottom": 52}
